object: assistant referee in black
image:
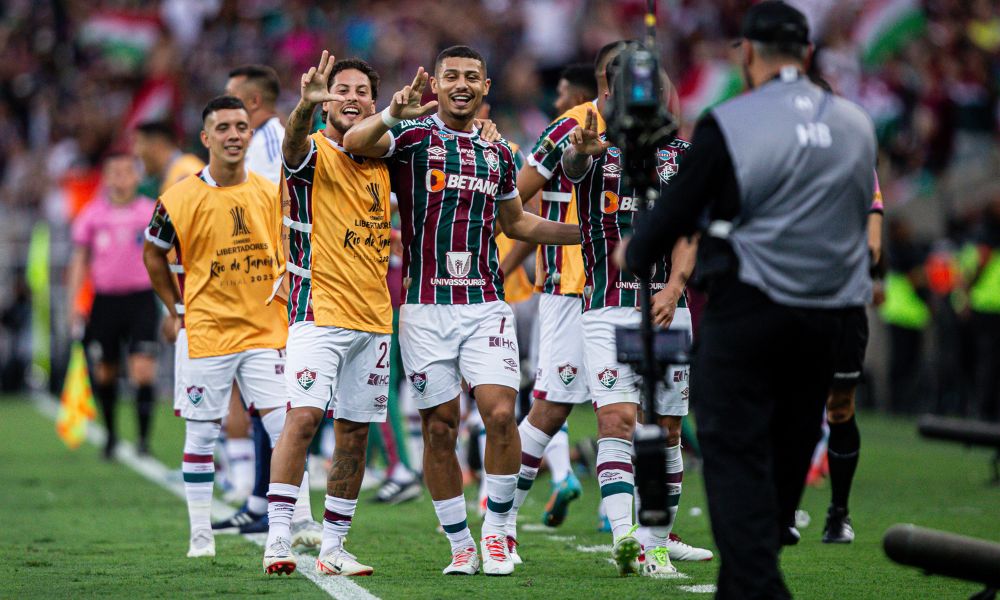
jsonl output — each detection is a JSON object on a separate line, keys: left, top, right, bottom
{"left": 618, "top": 2, "right": 876, "bottom": 598}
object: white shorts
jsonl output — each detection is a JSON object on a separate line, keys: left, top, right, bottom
{"left": 582, "top": 305, "right": 691, "bottom": 416}
{"left": 399, "top": 302, "right": 520, "bottom": 410}
{"left": 176, "top": 344, "right": 286, "bottom": 421}
{"left": 285, "top": 321, "right": 390, "bottom": 423}
{"left": 533, "top": 293, "right": 589, "bottom": 404}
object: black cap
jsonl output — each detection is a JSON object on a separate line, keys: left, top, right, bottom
{"left": 741, "top": 1, "right": 809, "bottom": 45}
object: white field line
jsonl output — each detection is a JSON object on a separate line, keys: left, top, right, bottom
{"left": 32, "top": 393, "right": 378, "bottom": 600}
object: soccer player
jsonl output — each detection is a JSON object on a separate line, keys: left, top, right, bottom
{"left": 343, "top": 45, "right": 579, "bottom": 575}
{"left": 261, "top": 51, "right": 394, "bottom": 577}
{"left": 560, "top": 51, "right": 705, "bottom": 576}
{"left": 553, "top": 63, "right": 598, "bottom": 115}
{"left": 67, "top": 154, "right": 159, "bottom": 458}
{"left": 143, "top": 96, "right": 288, "bottom": 558}
{"left": 134, "top": 121, "right": 206, "bottom": 191}
{"left": 225, "top": 64, "right": 284, "bottom": 183}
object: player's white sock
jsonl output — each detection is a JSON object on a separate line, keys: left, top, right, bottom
{"left": 320, "top": 495, "right": 357, "bottom": 555}
{"left": 597, "top": 437, "right": 635, "bottom": 539}
{"left": 544, "top": 425, "right": 571, "bottom": 483}
{"left": 508, "top": 420, "right": 550, "bottom": 536}
{"left": 432, "top": 496, "right": 474, "bottom": 551}
{"left": 293, "top": 469, "right": 313, "bottom": 522}
{"left": 183, "top": 420, "right": 221, "bottom": 534}
{"left": 641, "top": 443, "right": 684, "bottom": 547}
{"left": 265, "top": 482, "right": 298, "bottom": 547}
{"left": 482, "top": 473, "right": 517, "bottom": 537}
{"left": 224, "top": 437, "right": 255, "bottom": 495}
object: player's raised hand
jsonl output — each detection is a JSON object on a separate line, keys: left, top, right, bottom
{"left": 390, "top": 67, "right": 439, "bottom": 120}
{"left": 301, "top": 50, "right": 345, "bottom": 105}
{"left": 569, "top": 108, "right": 608, "bottom": 156}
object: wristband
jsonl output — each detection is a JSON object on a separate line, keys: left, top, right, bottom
{"left": 381, "top": 107, "right": 401, "bottom": 128}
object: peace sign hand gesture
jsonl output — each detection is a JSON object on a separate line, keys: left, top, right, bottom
{"left": 568, "top": 109, "right": 608, "bottom": 157}
{"left": 389, "top": 67, "right": 439, "bottom": 120}
{"left": 301, "top": 50, "right": 345, "bottom": 105}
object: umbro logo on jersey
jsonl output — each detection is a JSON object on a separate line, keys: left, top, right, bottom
{"left": 374, "top": 394, "right": 388, "bottom": 409}
{"left": 230, "top": 206, "right": 251, "bottom": 237}
{"left": 186, "top": 386, "right": 205, "bottom": 406}
{"left": 557, "top": 363, "right": 578, "bottom": 386}
{"left": 597, "top": 367, "right": 618, "bottom": 390}
{"left": 409, "top": 372, "right": 427, "bottom": 394}
{"left": 366, "top": 182, "right": 383, "bottom": 213}
{"left": 504, "top": 358, "right": 519, "bottom": 373}
{"left": 428, "top": 145, "right": 448, "bottom": 160}
{"left": 296, "top": 368, "right": 317, "bottom": 391}
{"left": 602, "top": 163, "right": 622, "bottom": 178}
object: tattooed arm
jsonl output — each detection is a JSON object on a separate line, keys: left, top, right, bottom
{"left": 284, "top": 50, "right": 344, "bottom": 167}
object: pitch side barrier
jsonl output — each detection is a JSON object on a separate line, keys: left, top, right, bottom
{"left": 917, "top": 415, "right": 1000, "bottom": 484}
{"left": 884, "top": 524, "right": 1000, "bottom": 600}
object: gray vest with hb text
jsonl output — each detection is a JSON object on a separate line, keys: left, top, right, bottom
{"left": 711, "top": 71, "right": 876, "bottom": 308}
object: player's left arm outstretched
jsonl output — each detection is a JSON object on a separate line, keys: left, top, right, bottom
{"left": 342, "top": 67, "right": 439, "bottom": 157}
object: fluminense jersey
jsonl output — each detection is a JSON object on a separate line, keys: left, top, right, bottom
{"left": 385, "top": 113, "right": 519, "bottom": 305}
{"left": 284, "top": 132, "right": 393, "bottom": 333}
{"left": 528, "top": 101, "right": 606, "bottom": 296}
{"left": 570, "top": 136, "right": 690, "bottom": 311}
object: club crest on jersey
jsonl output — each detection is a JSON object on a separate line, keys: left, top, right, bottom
{"left": 557, "top": 363, "right": 578, "bottom": 386}
{"left": 409, "top": 372, "right": 427, "bottom": 394}
{"left": 296, "top": 368, "right": 317, "bottom": 391}
{"left": 186, "top": 386, "right": 205, "bottom": 406}
{"left": 484, "top": 150, "right": 500, "bottom": 172}
{"left": 658, "top": 160, "right": 679, "bottom": 183}
{"left": 607, "top": 146, "right": 621, "bottom": 158}
{"left": 446, "top": 251, "right": 473, "bottom": 278}
{"left": 597, "top": 367, "right": 618, "bottom": 390}
{"left": 428, "top": 145, "right": 448, "bottom": 160}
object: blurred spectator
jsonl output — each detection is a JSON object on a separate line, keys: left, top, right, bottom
{"left": 960, "top": 197, "right": 1000, "bottom": 422}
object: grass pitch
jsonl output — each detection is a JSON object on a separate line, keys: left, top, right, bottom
{"left": 2, "top": 395, "right": 998, "bottom": 599}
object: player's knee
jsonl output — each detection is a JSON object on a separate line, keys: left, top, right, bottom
{"left": 184, "top": 419, "right": 221, "bottom": 454}
{"left": 826, "top": 391, "right": 855, "bottom": 424}
{"left": 597, "top": 410, "right": 634, "bottom": 440}
{"left": 481, "top": 404, "right": 516, "bottom": 434}
{"left": 285, "top": 408, "right": 323, "bottom": 440}
{"left": 425, "top": 418, "right": 458, "bottom": 450}
{"left": 335, "top": 421, "right": 370, "bottom": 452}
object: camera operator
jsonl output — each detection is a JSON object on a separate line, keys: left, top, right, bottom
{"left": 618, "top": 2, "right": 877, "bottom": 598}
{"left": 561, "top": 53, "right": 708, "bottom": 576}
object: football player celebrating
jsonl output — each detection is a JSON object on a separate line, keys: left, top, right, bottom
{"left": 261, "top": 51, "right": 393, "bottom": 577}
{"left": 143, "top": 96, "right": 288, "bottom": 559}
{"left": 344, "top": 45, "right": 578, "bottom": 575}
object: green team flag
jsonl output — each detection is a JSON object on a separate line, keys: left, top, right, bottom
{"left": 56, "top": 342, "right": 97, "bottom": 449}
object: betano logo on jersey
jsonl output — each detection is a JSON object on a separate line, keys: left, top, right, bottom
{"left": 601, "top": 191, "right": 643, "bottom": 214}
{"left": 425, "top": 169, "right": 499, "bottom": 196}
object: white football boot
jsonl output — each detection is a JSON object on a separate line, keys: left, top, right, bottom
{"left": 664, "top": 533, "right": 714, "bottom": 561}
{"left": 481, "top": 534, "right": 514, "bottom": 576}
{"left": 316, "top": 548, "right": 374, "bottom": 576}
{"left": 641, "top": 546, "right": 678, "bottom": 578}
{"left": 442, "top": 545, "right": 480, "bottom": 575}
{"left": 506, "top": 535, "right": 522, "bottom": 566}
{"left": 611, "top": 525, "right": 642, "bottom": 576}
{"left": 291, "top": 519, "right": 323, "bottom": 550}
{"left": 187, "top": 528, "right": 215, "bottom": 558}
{"left": 262, "top": 537, "right": 296, "bottom": 575}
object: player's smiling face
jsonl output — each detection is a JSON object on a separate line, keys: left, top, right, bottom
{"left": 201, "top": 108, "right": 252, "bottom": 166}
{"left": 432, "top": 57, "right": 490, "bottom": 125}
{"left": 326, "top": 69, "right": 376, "bottom": 135}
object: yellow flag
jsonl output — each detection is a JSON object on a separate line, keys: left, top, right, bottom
{"left": 56, "top": 342, "right": 97, "bottom": 449}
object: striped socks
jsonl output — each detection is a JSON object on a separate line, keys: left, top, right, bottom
{"left": 597, "top": 437, "right": 635, "bottom": 539}
{"left": 642, "top": 443, "right": 684, "bottom": 547}
{"left": 482, "top": 473, "right": 517, "bottom": 538}
{"left": 432, "top": 496, "right": 474, "bottom": 551}
{"left": 183, "top": 420, "right": 221, "bottom": 534}
{"left": 320, "top": 495, "right": 357, "bottom": 555}
{"left": 265, "top": 482, "right": 298, "bottom": 547}
{"left": 508, "top": 420, "right": 550, "bottom": 537}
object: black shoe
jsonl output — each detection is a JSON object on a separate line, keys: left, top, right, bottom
{"left": 822, "top": 506, "right": 854, "bottom": 544}
{"left": 212, "top": 509, "right": 266, "bottom": 534}
{"left": 780, "top": 525, "right": 801, "bottom": 546}
{"left": 103, "top": 438, "right": 117, "bottom": 461}
{"left": 136, "top": 439, "right": 150, "bottom": 456}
